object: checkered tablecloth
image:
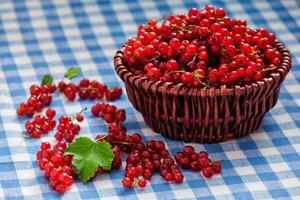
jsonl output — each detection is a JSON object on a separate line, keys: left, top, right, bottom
{"left": 0, "top": 0, "right": 300, "bottom": 199}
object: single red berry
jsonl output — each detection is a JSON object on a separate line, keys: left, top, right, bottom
{"left": 166, "top": 60, "right": 179, "bottom": 71}
{"left": 147, "top": 67, "right": 160, "bottom": 80}
{"left": 76, "top": 114, "right": 84, "bottom": 122}
{"left": 38, "top": 158, "right": 49, "bottom": 170}
{"left": 46, "top": 108, "right": 56, "bottom": 119}
{"left": 55, "top": 184, "right": 67, "bottom": 194}
{"left": 138, "top": 179, "right": 147, "bottom": 188}
{"left": 183, "top": 145, "right": 195, "bottom": 155}
{"left": 212, "top": 161, "right": 222, "bottom": 174}
{"left": 202, "top": 166, "right": 214, "bottom": 178}
{"left": 199, "top": 151, "right": 209, "bottom": 159}
{"left": 41, "top": 142, "right": 51, "bottom": 151}
{"left": 122, "top": 177, "right": 133, "bottom": 188}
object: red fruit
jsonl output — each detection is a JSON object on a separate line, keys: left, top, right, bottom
{"left": 71, "top": 124, "right": 81, "bottom": 135}
{"left": 190, "top": 160, "right": 201, "bottom": 171}
{"left": 202, "top": 166, "right": 214, "bottom": 178}
{"left": 228, "top": 71, "right": 238, "bottom": 83}
{"left": 32, "top": 130, "right": 42, "bottom": 138}
{"left": 186, "top": 44, "right": 197, "bottom": 55}
{"left": 41, "top": 142, "right": 51, "bottom": 151}
{"left": 212, "top": 161, "right": 222, "bottom": 174}
{"left": 46, "top": 108, "right": 56, "bottom": 119}
{"left": 170, "top": 38, "right": 181, "bottom": 49}
{"left": 166, "top": 60, "right": 179, "bottom": 71}
{"left": 225, "top": 45, "right": 237, "bottom": 57}
{"left": 64, "top": 132, "right": 75, "bottom": 142}
{"left": 235, "top": 54, "right": 249, "bottom": 66}
{"left": 38, "top": 158, "right": 49, "bottom": 170}
{"left": 181, "top": 72, "right": 193, "bottom": 86}
{"left": 179, "top": 157, "right": 190, "bottom": 168}
{"left": 199, "top": 151, "right": 208, "bottom": 159}
{"left": 76, "top": 114, "right": 84, "bottom": 122}
{"left": 183, "top": 145, "right": 195, "bottom": 155}
{"left": 174, "top": 173, "right": 184, "bottom": 183}
{"left": 56, "top": 184, "right": 67, "bottom": 194}
{"left": 147, "top": 68, "right": 160, "bottom": 80}
{"left": 58, "top": 173, "right": 74, "bottom": 186}
{"left": 122, "top": 177, "right": 133, "bottom": 188}
{"left": 138, "top": 179, "right": 147, "bottom": 188}
{"left": 51, "top": 154, "right": 64, "bottom": 166}
{"left": 199, "top": 157, "right": 210, "bottom": 169}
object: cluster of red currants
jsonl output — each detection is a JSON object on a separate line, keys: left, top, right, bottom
{"left": 123, "top": 139, "right": 184, "bottom": 188}
{"left": 123, "top": 5, "right": 282, "bottom": 87}
{"left": 175, "top": 146, "right": 221, "bottom": 178}
{"left": 91, "top": 102, "right": 126, "bottom": 123}
{"left": 54, "top": 111, "right": 85, "bottom": 143}
{"left": 91, "top": 101, "right": 184, "bottom": 188}
{"left": 17, "top": 84, "right": 56, "bottom": 117}
{"left": 24, "top": 108, "right": 56, "bottom": 138}
{"left": 58, "top": 78, "right": 122, "bottom": 101}
{"left": 36, "top": 142, "right": 74, "bottom": 194}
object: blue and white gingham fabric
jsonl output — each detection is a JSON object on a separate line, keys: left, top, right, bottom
{"left": 0, "top": 0, "right": 300, "bottom": 199}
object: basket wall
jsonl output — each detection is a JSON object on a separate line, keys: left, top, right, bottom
{"left": 114, "top": 41, "right": 291, "bottom": 143}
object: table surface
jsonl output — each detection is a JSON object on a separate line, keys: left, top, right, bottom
{"left": 0, "top": 0, "right": 300, "bottom": 199}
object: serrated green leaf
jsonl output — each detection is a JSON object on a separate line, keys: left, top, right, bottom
{"left": 64, "top": 68, "right": 81, "bottom": 80}
{"left": 41, "top": 74, "right": 54, "bottom": 85}
{"left": 64, "top": 137, "right": 113, "bottom": 183}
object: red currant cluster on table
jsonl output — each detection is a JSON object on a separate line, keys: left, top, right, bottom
{"left": 54, "top": 110, "right": 85, "bottom": 143}
{"left": 24, "top": 108, "right": 56, "bottom": 138}
{"left": 17, "top": 84, "right": 56, "bottom": 117}
{"left": 91, "top": 102, "right": 126, "bottom": 123}
{"left": 35, "top": 109, "right": 86, "bottom": 194}
{"left": 175, "top": 146, "right": 221, "bottom": 178}
{"left": 123, "top": 5, "right": 282, "bottom": 87}
{"left": 37, "top": 142, "right": 74, "bottom": 194}
{"left": 93, "top": 103, "right": 183, "bottom": 188}
{"left": 58, "top": 78, "right": 122, "bottom": 101}
{"left": 123, "top": 140, "right": 184, "bottom": 187}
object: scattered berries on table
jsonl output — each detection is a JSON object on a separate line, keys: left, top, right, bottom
{"left": 58, "top": 78, "right": 122, "bottom": 102}
{"left": 24, "top": 108, "right": 56, "bottom": 138}
{"left": 36, "top": 142, "right": 74, "bottom": 194}
{"left": 175, "top": 145, "right": 222, "bottom": 179}
{"left": 17, "top": 84, "right": 56, "bottom": 117}
{"left": 55, "top": 107, "right": 86, "bottom": 143}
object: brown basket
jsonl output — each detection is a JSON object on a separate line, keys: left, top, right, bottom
{"left": 114, "top": 41, "right": 292, "bottom": 143}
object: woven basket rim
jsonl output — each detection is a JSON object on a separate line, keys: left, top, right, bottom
{"left": 114, "top": 41, "right": 292, "bottom": 97}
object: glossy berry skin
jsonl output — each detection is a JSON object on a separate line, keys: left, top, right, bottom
{"left": 138, "top": 179, "right": 147, "bottom": 188}
{"left": 176, "top": 147, "right": 221, "bottom": 179}
{"left": 166, "top": 60, "right": 179, "bottom": 71}
{"left": 202, "top": 166, "right": 214, "bottom": 178}
{"left": 212, "top": 161, "right": 222, "bottom": 174}
{"left": 17, "top": 84, "right": 56, "bottom": 117}
{"left": 76, "top": 114, "right": 84, "bottom": 122}
{"left": 122, "top": 177, "right": 133, "bottom": 188}
{"left": 23, "top": 112, "right": 56, "bottom": 138}
{"left": 46, "top": 108, "right": 56, "bottom": 119}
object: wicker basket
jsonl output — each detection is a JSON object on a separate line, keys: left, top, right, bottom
{"left": 114, "top": 41, "right": 292, "bottom": 143}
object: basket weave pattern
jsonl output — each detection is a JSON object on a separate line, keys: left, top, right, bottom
{"left": 114, "top": 41, "right": 292, "bottom": 143}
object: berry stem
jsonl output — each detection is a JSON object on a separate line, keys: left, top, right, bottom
{"left": 22, "top": 132, "right": 31, "bottom": 138}
{"left": 187, "top": 55, "right": 198, "bottom": 66}
{"left": 77, "top": 107, "right": 88, "bottom": 116}
{"left": 95, "top": 135, "right": 108, "bottom": 142}
{"left": 258, "top": 67, "right": 277, "bottom": 72}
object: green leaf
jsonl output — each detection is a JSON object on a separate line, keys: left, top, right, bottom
{"left": 64, "top": 68, "right": 81, "bottom": 80}
{"left": 41, "top": 74, "right": 54, "bottom": 85}
{"left": 64, "top": 137, "right": 113, "bottom": 183}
